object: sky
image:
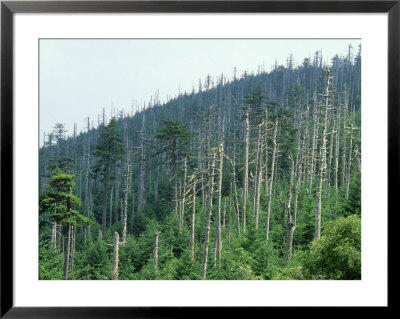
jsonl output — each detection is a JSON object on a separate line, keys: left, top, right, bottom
{"left": 39, "top": 39, "right": 361, "bottom": 146}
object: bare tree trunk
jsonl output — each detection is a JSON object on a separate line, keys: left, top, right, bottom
{"left": 112, "top": 231, "right": 119, "bottom": 280}
{"left": 197, "top": 191, "right": 206, "bottom": 263}
{"left": 341, "top": 89, "right": 348, "bottom": 188}
{"left": 179, "top": 156, "right": 188, "bottom": 234}
{"left": 213, "top": 211, "right": 218, "bottom": 267}
{"left": 216, "top": 144, "right": 224, "bottom": 267}
{"left": 309, "top": 91, "right": 319, "bottom": 193}
{"left": 243, "top": 105, "right": 250, "bottom": 233}
{"left": 266, "top": 118, "right": 278, "bottom": 244}
{"left": 253, "top": 128, "right": 261, "bottom": 219}
{"left": 138, "top": 123, "right": 146, "bottom": 211}
{"left": 201, "top": 152, "right": 216, "bottom": 278}
{"left": 355, "top": 144, "right": 361, "bottom": 172}
{"left": 70, "top": 225, "right": 76, "bottom": 271}
{"left": 190, "top": 172, "right": 197, "bottom": 260}
{"left": 63, "top": 223, "right": 71, "bottom": 280}
{"left": 254, "top": 123, "right": 264, "bottom": 229}
{"left": 115, "top": 169, "right": 120, "bottom": 224}
{"left": 51, "top": 222, "right": 57, "bottom": 248}
{"left": 334, "top": 100, "right": 341, "bottom": 191}
{"left": 153, "top": 232, "right": 159, "bottom": 273}
{"left": 315, "top": 71, "right": 332, "bottom": 239}
{"left": 231, "top": 160, "right": 241, "bottom": 236}
{"left": 326, "top": 114, "right": 335, "bottom": 194}
{"left": 264, "top": 108, "right": 269, "bottom": 193}
{"left": 345, "top": 125, "right": 354, "bottom": 199}
{"left": 58, "top": 225, "right": 62, "bottom": 254}
{"left": 286, "top": 109, "right": 305, "bottom": 260}
{"left": 122, "top": 156, "right": 130, "bottom": 243}
{"left": 285, "top": 156, "right": 296, "bottom": 261}
{"left": 301, "top": 99, "right": 310, "bottom": 184}
{"left": 84, "top": 128, "right": 91, "bottom": 239}
{"left": 230, "top": 124, "right": 241, "bottom": 236}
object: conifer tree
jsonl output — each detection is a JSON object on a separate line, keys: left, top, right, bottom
{"left": 155, "top": 120, "right": 192, "bottom": 215}
{"left": 92, "top": 118, "right": 124, "bottom": 236}
{"left": 40, "top": 166, "right": 91, "bottom": 279}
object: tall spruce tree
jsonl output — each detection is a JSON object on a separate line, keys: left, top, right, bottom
{"left": 92, "top": 118, "right": 124, "bottom": 236}
{"left": 40, "top": 166, "right": 91, "bottom": 279}
{"left": 155, "top": 120, "right": 192, "bottom": 215}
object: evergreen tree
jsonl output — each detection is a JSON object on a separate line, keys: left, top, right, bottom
{"left": 92, "top": 118, "right": 125, "bottom": 236}
{"left": 155, "top": 120, "right": 192, "bottom": 214}
{"left": 40, "top": 166, "right": 91, "bottom": 279}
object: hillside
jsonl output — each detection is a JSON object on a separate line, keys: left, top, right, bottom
{"left": 39, "top": 47, "right": 362, "bottom": 280}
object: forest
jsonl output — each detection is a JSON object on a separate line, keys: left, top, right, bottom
{"left": 39, "top": 46, "right": 361, "bottom": 280}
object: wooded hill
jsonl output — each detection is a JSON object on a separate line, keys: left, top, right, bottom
{"left": 39, "top": 46, "right": 361, "bottom": 280}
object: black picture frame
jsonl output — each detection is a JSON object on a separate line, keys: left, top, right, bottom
{"left": 1, "top": 1, "right": 395, "bottom": 317}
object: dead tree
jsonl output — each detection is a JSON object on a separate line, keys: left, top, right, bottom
{"left": 179, "top": 156, "right": 188, "bottom": 234}
{"left": 286, "top": 151, "right": 301, "bottom": 261}
{"left": 243, "top": 105, "right": 250, "bottom": 233}
{"left": 266, "top": 118, "right": 278, "bottom": 244}
{"left": 190, "top": 171, "right": 197, "bottom": 259}
{"left": 341, "top": 87, "right": 349, "bottom": 188}
{"left": 84, "top": 118, "right": 91, "bottom": 239}
{"left": 215, "top": 143, "right": 224, "bottom": 267}
{"left": 137, "top": 114, "right": 147, "bottom": 211}
{"left": 253, "top": 122, "right": 264, "bottom": 229}
{"left": 51, "top": 221, "right": 57, "bottom": 248}
{"left": 63, "top": 224, "right": 72, "bottom": 280}
{"left": 70, "top": 225, "right": 76, "bottom": 271}
{"left": 326, "top": 114, "right": 335, "bottom": 194}
{"left": 309, "top": 91, "right": 319, "bottom": 193}
{"left": 315, "top": 70, "right": 333, "bottom": 239}
{"left": 225, "top": 153, "right": 241, "bottom": 236}
{"left": 201, "top": 150, "right": 216, "bottom": 278}
{"left": 334, "top": 99, "right": 342, "bottom": 191}
{"left": 111, "top": 231, "right": 120, "bottom": 280}
{"left": 153, "top": 232, "right": 159, "bottom": 272}
{"left": 122, "top": 148, "right": 131, "bottom": 243}
{"left": 263, "top": 108, "right": 269, "bottom": 193}
{"left": 345, "top": 124, "right": 355, "bottom": 199}
{"left": 231, "top": 156, "right": 241, "bottom": 236}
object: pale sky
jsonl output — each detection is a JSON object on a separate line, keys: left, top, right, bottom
{"left": 39, "top": 39, "right": 361, "bottom": 146}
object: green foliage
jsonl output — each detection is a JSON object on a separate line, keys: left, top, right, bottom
{"left": 293, "top": 186, "right": 317, "bottom": 248}
{"left": 46, "top": 157, "right": 75, "bottom": 174}
{"left": 39, "top": 51, "right": 361, "bottom": 281}
{"left": 342, "top": 171, "right": 361, "bottom": 217}
{"left": 118, "top": 235, "right": 137, "bottom": 280}
{"left": 92, "top": 118, "right": 124, "bottom": 182}
{"left": 275, "top": 215, "right": 361, "bottom": 280}
{"left": 131, "top": 212, "right": 151, "bottom": 237}
{"left": 174, "top": 251, "right": 202, "bottom": 280}
{"left": 245, "top": 231, "right": 284, "bottom": 279}
{"left": 210, "top": 247, "right": 256, "bottom": 280}
{"left": 302, "top": 215, "right": 361, "bottom": 279}
{"left": 40, "top": 166, "right": 92, "bottom": 227}
{"left": 155, "top": 120, "right": 192, "bottom": 160}
{"left": 71, "top": 235, "right": 111, "bottom": 280}
{"left": 39, "top": 240, "right": 63, "bottom": 280}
